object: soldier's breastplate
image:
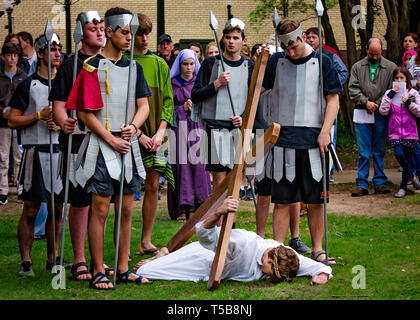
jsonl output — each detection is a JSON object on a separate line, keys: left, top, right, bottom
{"left": 94, "top": 59, "right": 137, "bottom": 132}
{"left": 21, "top": 79, "right": 58, "bottom": 145}
{"left": 201, "top": 59, "right": 248, "bottom": 120}
{"left": 269, "top": 57, "right": 325, "bottom": 128}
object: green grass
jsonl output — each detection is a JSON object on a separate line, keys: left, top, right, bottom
{"left": 1, "top": 206, "right": 419, "bottom": 300}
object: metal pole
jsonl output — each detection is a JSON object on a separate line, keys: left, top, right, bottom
{"left": 315, "top": 0, "right": 329, "bottom": 266}
{"left": 113, "top": 13, "right": 139, "bottom": 288}
{"left": 59, "top": 21, "right": 83, "bottom": 268}
{"left": 209, "top": 11, "right": 236, "bottom": 117}
{"left": 44, "top": 20, "right": 56, "bottom": 268}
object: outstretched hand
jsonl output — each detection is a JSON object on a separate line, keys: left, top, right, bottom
{"left": 309, "top": 272, "right": 329, "bottom": 285}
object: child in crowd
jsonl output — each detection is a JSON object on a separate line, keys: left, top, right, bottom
{"left": 379, "top": 67, "right": 420, "bottom": 198}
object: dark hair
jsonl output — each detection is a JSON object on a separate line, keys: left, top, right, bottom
{"left": 223, "top": 25, "right": 245, "bottom": 40}
{"left": 251, "top": 43, "right": 261, "bottom": 57}
{"left": 393, "top": 66, "right": 412, "bottom": 91}
{"left": 415, "top": 53, "right": 420, "bottom": 66}
{"left": 404, "top": 33, "right": 419, "bottom": 45}
{"left": 137, "top": 12, "right": 152, "bottom": 35}
{"left": 188, "top": 42, "right": 203, "bottom": 61}
{"left": 105, "top": 7, "right": 132, "bottom": 18}
{"left": 16, "top": 31, "right": 34, "bottom": 47}
{"left": 3, "top": 33, "right": 17, "bottom": 45}
{"left": 1, "top": 42, "right": 20, "bottom": 56}
{"left": 305, "top": 27, "right": 319, "bottom": 37}
{"left": 268, "top": 246, "right": 299, "bottom": 283}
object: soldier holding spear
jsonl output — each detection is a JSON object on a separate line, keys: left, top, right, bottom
{"left": 66, "top": 7, "right": 152, "bottom": 289}
{"left": 50, "top": 11, "right": 112, "bottom": 281}
{"left": 9, "top": 33, "right": 65, "bottom": 277}
{"left": 261, "top": 11, "right": 342, "bottom": 264}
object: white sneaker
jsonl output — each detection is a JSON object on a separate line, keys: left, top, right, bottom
{"left": 394, "top": 189, "right": 406, "bottom": 198}
{"left": 411, "top": 175, "right": 420, "bottom": 190}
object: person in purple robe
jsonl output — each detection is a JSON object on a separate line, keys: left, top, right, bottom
{"left": 167, "top": 49, "right": 212, "bottom": 221}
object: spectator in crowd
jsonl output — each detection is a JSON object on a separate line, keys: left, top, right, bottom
{"left": 394, "top": 33, "right": 418, "bottom": 68}
{"left": 1, "top": 33, "right": 30, "bottom": 74}
{"left": 379, "top": 67, "right": 420, "bottom": 198}
{"left": 173, "top": 43, "right": 180, "bottom": 58}
{"left": 240, "top": 44, "right": 250, "bottom": 59}
{"left": 205, "top": 42, "right": 219, "bottom": 57}
{"left": 0, "top": 42, "right": 27, "bottom": 205}
{"left": 16, "top": 32, "right": 37, "bottom": 76}
{"left": 157, "top": 33, "right": 175, "bottom": 68}
{"left": 250, "top": 43, "right": 262, "bottom": 62}
{"left": 349, "top": 38, "right": 397, "bottom": 196}
{"left": 167, "top": 49, "right": 212, "bottom": 222}
{"left": 188, "top": 42, "right": 203, "bottom": 62}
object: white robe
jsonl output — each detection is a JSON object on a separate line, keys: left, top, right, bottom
{"left": 137, "top": 221, "right": 333, "bottom": 282}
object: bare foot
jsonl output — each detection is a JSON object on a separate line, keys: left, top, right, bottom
{"left": 72, "top": 262, "right": 92, "bottom": 281}
{"left": 133, "top": 247, "right": 169, "bottom": 272}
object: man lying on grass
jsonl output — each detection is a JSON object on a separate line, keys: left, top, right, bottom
{"left": 134, "top": 197, "right": 332, "bottom": 285}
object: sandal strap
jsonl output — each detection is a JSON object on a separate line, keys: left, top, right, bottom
{"left": 71, "top": 261, "right": 88, "bottom": 274}
{"left": 91, "top": 272, "right": 111, "bottom": 285}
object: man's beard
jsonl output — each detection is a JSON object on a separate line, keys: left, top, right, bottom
{"left": 368, "top": 58, "right": 379, "bottom": 64}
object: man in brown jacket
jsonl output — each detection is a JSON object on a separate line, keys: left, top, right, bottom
{"left": 0, "top": 42, "right": 27, "bottom": 205}
{"left": 349, "top": 38, "right": 396, "bottom": 196}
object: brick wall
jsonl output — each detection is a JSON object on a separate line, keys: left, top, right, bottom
{"left": 0, "top": 0, "right": 387, "bottom": 55}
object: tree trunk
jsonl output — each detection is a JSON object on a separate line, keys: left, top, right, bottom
{"left": 383, "top": 0, "right": 400, "bottom": 60}
{"left": 320, "top": 0, "right": 340, "bottom": 57}
{"left": 337, "top": 0, "right": 359, "bottom": 135}
{"left": 398, "top": 0, "right": 409, "bottom": 45}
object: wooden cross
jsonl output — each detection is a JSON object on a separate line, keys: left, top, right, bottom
{"left": 165, "top": 49, "right": 279, "bottom": 290}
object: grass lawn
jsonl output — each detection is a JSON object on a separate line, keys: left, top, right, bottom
{"left": 1, "top": 192, "right": 419, "bottom": 300}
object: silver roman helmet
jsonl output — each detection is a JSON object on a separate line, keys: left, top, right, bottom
{"left": 224, "top": 17, "right": 246, "bottom": 36}
{"left": 77, "top": 10, "right": 102, "bottom": 25}
{"left": 35, "top": 33, "right": 61, "bottom": 51}
{"left": 278, "top": 26, "right": 303, "bottom": 47}
{"left": 104, "top": 13, "right": 133, "bottom": 32}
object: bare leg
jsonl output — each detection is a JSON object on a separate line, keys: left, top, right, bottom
{"left": 289, "top": 202, "right": 300, "bottom": 239}
{"left": 88, "top": 193, "right": 113, "bottom": 289}
{"left": 272, "top": 203, "right": 290, "bottom": 244}
{"left": 68, "top": 205, "right": 91, "bottom": 280}
{"left": 256, "top": 195, "right": 271, "bottom": 238}
{"left": 18, "top": 200, "right": 41, "bottom": 262}
{"left": 307, "top": 203, "right": 335, "bottom": 264}
{"left": 133, "top": 247, "right": 169, "bottom": 271}
{"left": 138, "top": 168, "right": 160, "bottom": 254}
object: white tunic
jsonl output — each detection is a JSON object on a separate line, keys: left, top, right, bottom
{"left": 137, "top": 221, "right": 332, "bottom": 282}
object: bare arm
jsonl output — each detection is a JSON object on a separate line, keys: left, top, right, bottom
{"left": 53, "top": 100, "right": 77, "bottom": 134}
{"left": 8, "top": 106, "right": 52, "bottom": 129}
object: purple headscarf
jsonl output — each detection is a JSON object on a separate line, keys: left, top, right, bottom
{"left": 170, "top": 48, "right": 201, "bottom": 79}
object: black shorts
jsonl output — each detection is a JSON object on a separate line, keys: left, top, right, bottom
{"left": 271, "top": 149, "right": 329, "bottom": 205}
{"left": 61, "top": 147, "right": 92, "bottom": 208}
{"left": 205, "top": 123, "right": 236, "bottom": 173}
{"left": 86, "top": 151, "right": 141, "bottom": 197}
{"left": 19, "top": 148, "right": 64, "bottom": 203}
{"left": 255, "top": 176, "right": 272, "bottom": 196}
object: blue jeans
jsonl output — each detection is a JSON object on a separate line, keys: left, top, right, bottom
{"left": 412, "top": 144, "right": 420, "bottom": 177}
{"left": 34, "top": 202, "right": 47, "bottom": 237}
{"left": 394, "top": 145, "right": 415, "bottom": 190}
{"left": 354, "top": 113, "right": 388, "bottom": 189}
